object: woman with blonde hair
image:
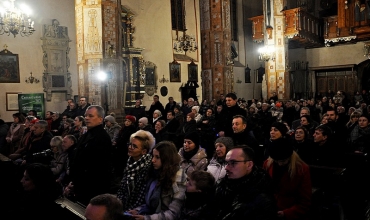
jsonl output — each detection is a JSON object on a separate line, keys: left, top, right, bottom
{"left": 264, "top": 134, "right": 311, "bottom": 220}
{"left": 117, "top": 130, "right": 155, "bottom": 211}
{"left": 50, "top": 136, "right": 67, "bottom": 178}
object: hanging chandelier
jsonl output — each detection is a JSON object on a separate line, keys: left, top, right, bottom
{"left": 258, "top": 45, "right": 276, "bottom": 62}
{"left": 0, "top": 0, "right": 35, "bottom": 37}
{"left": 173, "top": 32, "right": 198, "bottom": 54}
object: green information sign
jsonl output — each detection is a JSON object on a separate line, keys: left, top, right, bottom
{"left": 18, "top": 93, "right": 45, "bottom": 119}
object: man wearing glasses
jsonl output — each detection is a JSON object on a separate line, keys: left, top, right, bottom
{"left": 209, "top": 146, "right": 276, "bottom": 219}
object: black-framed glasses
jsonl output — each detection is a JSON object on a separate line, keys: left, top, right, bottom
{"left": 225, "top": 160, "right": 251, "bottom": 167}
{"left": 127, "top": 143, "right": 139, "bottom": 149}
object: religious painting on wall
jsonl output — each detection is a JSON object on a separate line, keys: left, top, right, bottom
{"left": 169, "top": 61, "right": 181, "bottom": 82}
{"left": 0, "top": 49, "right": 20, "bottom": 83}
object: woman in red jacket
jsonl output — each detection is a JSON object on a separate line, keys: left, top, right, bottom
{"left": 263, "top": 122, "right": 312, "bottom": 220}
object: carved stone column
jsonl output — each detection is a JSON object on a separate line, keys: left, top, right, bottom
{"left": 263, "top": 0, "right": 290, "bottom": 101}
{"left": 200, "top": 0, "right": 234, "bottom": 101}
{"left": 75, "top": 0, "right": 122, "bottom": 111}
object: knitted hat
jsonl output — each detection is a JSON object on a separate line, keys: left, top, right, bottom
{"left": 184, "top": 132, "right": 200, "bottom": 148}
{"left": 139, "top": 117, "right": 148, "bottom": 125}
{"left": 191, "top": 106, "right": 200, "bottom": 113}
{"left": 187, "top": 112, "right": 195, "bottom": 119}
{"left": 30, "top": 119, "right": 39, "bottom": 124}
{"left": 215, "top": 137, "right": 234, "bottom": 151}
{"left": 104, "top": 115, "right": 116, "bottom": 124}
{"left": 268, "top": 138, "right": 293, "bottom": 160}
{"left": 153, "top": 110, "right": 162, "bottom": 117}
{"left": 271, "top": 122, "right": 288, "bottom": 135}
{"left": 125, "top": 115, "right": 136, "bottom": 123}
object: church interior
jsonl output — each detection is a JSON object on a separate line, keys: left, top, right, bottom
{"left": 1, "top": 0, "right": 370, "bottom": 121}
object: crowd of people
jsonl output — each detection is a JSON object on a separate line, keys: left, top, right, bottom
{"left": 0, "top": 91, "right": 370, "bottom": 219}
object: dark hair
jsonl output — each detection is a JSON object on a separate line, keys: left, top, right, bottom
{"left": 152, "top": 141, "right": 181, "bottom": 192}
{"left": 24, "top": 163, "right": 60, "bottom": 200}
{"left": 300, "top": 115, "right": 312, "bottom": 124}
{"left": 326, "top": 106, "right": 338, "bottom": 115}
{"left": 206, "top": 108, "right": 214, "bottom": 114}
{"left": 89, "top": 194, "right": 123, "bottom": 220}
{"left": 64, "top": 134, "right": 77, "bottom": 144}
{"left": 233, "top": 115, "right": 247, "bottom": 124}
{"left": 167, "top": 110, "right": 175, "bottom": 116}
{"left": 13, "top": 112, "right": 26, "bottom": 123}
{"left": 315, "top": 124, "right": 332, "bottom": 137}
{"left": 233, "top": 145, "right": 255, "bottom": 161}
{"left": 295, "top": 126, "right": 309, "bottom": 139}
{"left": 28, "top": 110, "right": 37, "bottom": 117}
{"left": 75, "top": 116, "right": 85, "bottom": 126}
{"left": 189, "top": 170, "right": 215, "bottom": 195}
{"left": 225, "top": 93, "right": 237, "bottom": 100}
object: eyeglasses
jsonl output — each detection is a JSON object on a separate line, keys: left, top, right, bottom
{"left": 225, "top": 160, "right": 251, "bottom": 167}
{"left": 127, "top": 143, "right": 139, "bottom": 149}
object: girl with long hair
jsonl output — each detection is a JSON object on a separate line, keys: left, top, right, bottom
{"left": 128, "top": 141, "right": 186, "bottom": 220}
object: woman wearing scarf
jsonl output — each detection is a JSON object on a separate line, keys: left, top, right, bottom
{"left": 349, "top": 115, "right": 370, "bottom": 154}
{"left": 179, "top": 131, "right": 208, "bottom": 177}
{"left": 264, "top": 122, "right": 311, "bottom": 220}
{"left": 206, "top": 137, "right": 234, "bottom": 182}
{"left": 5, "top": 113, "right": 26, "bottom": 155}
{"left": 128, "top": 141, "right": 186, "bottom": 220}
{"left": 116, "top": 130, "right": 155, "bottom": 211}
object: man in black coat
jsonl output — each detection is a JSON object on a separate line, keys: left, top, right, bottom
{"left": 148, "top": 95, "right": 165, "bottom": 121}
{"left": 231, "top": 115, "right": 262, "bottom": 167}
{"left": 75, "top": 96, "right": 91, "bottom": 117}
{"left": 216, "top": 93, "right": 247, "bottom": 137}
{"left": 209, "top": 146, "right": 276, "bottom": 220}
{"left": 67, "top": 105, "right": 113, "bottom": 206}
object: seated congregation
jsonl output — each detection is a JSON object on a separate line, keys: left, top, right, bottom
{"left": 0, "top": 93, "right": 370, "bottom": 219}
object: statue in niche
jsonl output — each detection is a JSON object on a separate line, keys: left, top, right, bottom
{"left": 45, "top": 19, "right": 60, "bottom": 38}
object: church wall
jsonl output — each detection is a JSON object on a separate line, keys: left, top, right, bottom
{"left": 305, "top": 43, "right": 367, "bottom": 67}
{"left": 124, "top": 0, "right": 202, "bottom": 108}
{"left": 0, "top": 0, "right": 77, "bottom": 122}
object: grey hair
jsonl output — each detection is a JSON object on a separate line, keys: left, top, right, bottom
{"left": 87, "top": 105, "right": 105, "bottom": 118}
{"left": 50, "top": 136, "right": 63, "bottom": 153}
{"left": 35, "top": 120, "right": 48, "bottom": 129}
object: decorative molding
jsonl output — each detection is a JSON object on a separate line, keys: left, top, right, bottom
{"left": 41, "top": 19, "right": 72, "bottom": 101}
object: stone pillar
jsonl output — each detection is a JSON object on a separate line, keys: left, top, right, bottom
{"left": 75, "top": 0, "right": 122, "bottom": 112}
{"left": 263, "top": 0, "right": 290, "bottom": 101}
{"left": 200, "top": 0, "right": 234, "bottom": 101}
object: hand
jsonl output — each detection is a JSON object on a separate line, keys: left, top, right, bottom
{"left": 6, "top": 137, "right": 11, "bottom": 143}
{"left": 127, "top": 210, "right": 138, "bottom": 215}
{"left": 63, "top": 182, "right": 74, "bottom": 197}
{"left": 218, "top": 131, "right": 225, "bottom": 137}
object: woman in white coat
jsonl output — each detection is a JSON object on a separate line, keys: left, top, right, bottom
{"left": 206, "top": 137, "right": 234, "bottom": 181}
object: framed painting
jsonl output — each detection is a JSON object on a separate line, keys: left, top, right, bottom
{"left": 169, "top": 61, "right": 181, "bottom": 82}
{"left": 188, "top": 60, "right": 198, "bottom": 82}
{"left": 0, "top": 49, "right": 20, "bottom": 83}
{"left": 6, "top": 92, "right": 20, "bottom": 111}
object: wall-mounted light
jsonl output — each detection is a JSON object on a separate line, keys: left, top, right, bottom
{"left": 159, "top": 75, "right": 169, "bottom": 83}
{"left": 25, "top": 72, "right": 39, "bottom": 84}
{"left": 258, "top": 45, "right": 275, "bottom": 62}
